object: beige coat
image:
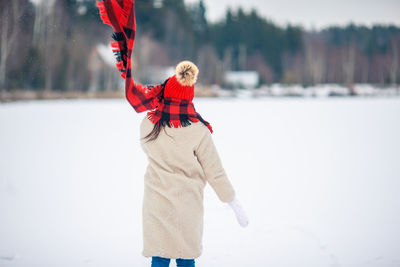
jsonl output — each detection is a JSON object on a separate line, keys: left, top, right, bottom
{"left": 139, "top": 116, "right": 236, "bottom": 259}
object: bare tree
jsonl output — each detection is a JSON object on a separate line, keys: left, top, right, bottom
{"left": 238, "top": 44, "right": 247, "bottom": 71}
{"left": 248, "top": 52, "right": 274, "bottom": 84}
{"left": 32, "top": 0, "right": 51, "bottom": 46}
{"left": 222, "top": 46, "right": 233, "bottom": 72}
{"left": 389, "top": 38, "right": 399, "bottom": 86}
{"left": 197, "top": 45, "right": 222, "bottom": 84}
{"left": 342, "top": 41, "right": 356, "bottom": 86}
{"left": 0, "top": 1, "right": 25, "bottom": 92}
{"left": 304, "top": 33, "right": 326, "bottom": 85}
{"left": 39, "top": 0, "right": 68, "bottom": 91}
{"left": 43, "top": 1, "right": 57, "bottom": 91}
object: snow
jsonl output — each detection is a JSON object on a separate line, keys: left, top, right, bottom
{"left": 1, "top": 97, "right": 400, "bottom": 267}
{"left": 251, "top": 84, "right": 400, "bottom": 97}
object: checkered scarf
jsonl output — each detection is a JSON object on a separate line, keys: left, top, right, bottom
{"left": 147, "top": 87, "right": 213, "bottom": 132}
{"left": 96, "top": 0, "right": 213, "bottom": 133}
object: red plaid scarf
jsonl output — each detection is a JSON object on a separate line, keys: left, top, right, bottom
{"left": 147, "top": 80, "right": 213, "bottom": 132}
{"left": 96, "top": 0, "right": 212, "bottom": 133}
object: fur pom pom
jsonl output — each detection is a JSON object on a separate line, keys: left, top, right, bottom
{"left": 175, "top": 61, "right": 199, "bottom": 86}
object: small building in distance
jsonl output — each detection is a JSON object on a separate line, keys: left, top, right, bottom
{"left": 224, "top": 71, "right": 260, "bottom": 89}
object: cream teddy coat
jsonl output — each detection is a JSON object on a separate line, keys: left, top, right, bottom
{"left": 139, "top": 116, "right": 236, "bottom": 259}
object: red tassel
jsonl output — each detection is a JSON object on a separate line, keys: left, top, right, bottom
{"left": 110, "top": 41, "right": 118, "bottom": 47}
{"left": 170, "top": 120, "right": 182, "bottom": 128}
{"left": 96, "top": 1, "right": 112, "bottom": 26}
{"left": 147, "top": 112, "right": 160, "bottom": 124}
{"left": 110, "top": 41, "right": 122, "bottom": 58}
{"left": 116, "top": 61, "right": 124, "bottom": 70}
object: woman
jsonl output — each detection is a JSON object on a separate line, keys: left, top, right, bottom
{"left": 96, "top": 2, "right": 248, "bottom": 266}
{"left": 138, "top": 61, "right": 249, "bottom": 267}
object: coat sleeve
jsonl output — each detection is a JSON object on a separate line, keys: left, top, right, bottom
{"left": 195, "top": 129, "right": 236, "bottom": 203}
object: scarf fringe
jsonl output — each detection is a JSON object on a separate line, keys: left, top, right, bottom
{"left": 147, "top": 111, "right": 212, "bottom": 132}
{"left": 96, "top": 1, "right": 111, "bottom": 26}
{"left": 161, "top": 118, "right": 195, "bottom": 129}
{"left": 96, "top": 0, "right": 132, "bottom": 29}
{"left": 206, "top": 124, "right": 213, "bottom": 133}
{"left": 147, "top": 111, "right": 159, "bottom": 124}
{"left": 111, "top": 40, "right": 127, "bottom": 78}
{"left": 196, "top": 113, "right": 213, "bottom": 133}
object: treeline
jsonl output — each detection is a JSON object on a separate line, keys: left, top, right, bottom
{"left": 0, "top": 0, "right": 399, "bottom": 93}
{"left": 0, "top": 0, "right": 108, "bottom": 92}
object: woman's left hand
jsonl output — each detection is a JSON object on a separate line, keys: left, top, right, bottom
{"left": 228, "top": 196, "right": 249, "bottom": 227}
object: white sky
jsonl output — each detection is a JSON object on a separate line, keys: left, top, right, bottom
{"left": 186, "top": 0, "right": 400, "bottom": 29}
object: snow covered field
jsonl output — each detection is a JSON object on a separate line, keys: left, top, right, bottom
{"left": 1, "top": 97, "right": 400, "bottom": 267}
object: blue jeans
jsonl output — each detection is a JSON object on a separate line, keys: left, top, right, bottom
{"left": 151, "top": 256, "right": 195, "bottom": 267}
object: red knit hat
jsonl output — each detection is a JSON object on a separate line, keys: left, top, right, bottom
{"left": 163, "top": 61, "right": 199, "bottom": 101}
{"left": 147, "top": 60, "right": 213, "bottom": 133}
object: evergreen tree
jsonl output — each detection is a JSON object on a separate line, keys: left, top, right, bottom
{"left": 209, "top": 8, "right": 303, "bottom": 77}
{"left": 190, "top": 0, "right": 209, "bottom": 44}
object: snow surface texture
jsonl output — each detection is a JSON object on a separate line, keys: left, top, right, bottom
{"left": 1, "top": 98, "right": 400, "bottom": 267}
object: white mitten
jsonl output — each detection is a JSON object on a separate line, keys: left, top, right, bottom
{"left": 228, "top": 196, "right": 249, "bottom": 227}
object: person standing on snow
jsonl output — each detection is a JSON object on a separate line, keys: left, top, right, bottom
{"left": 96, "top": 2, "right": 248, "bottom": 266}
{"left": 138, "top": 61, "right": 249, "bottom": 267}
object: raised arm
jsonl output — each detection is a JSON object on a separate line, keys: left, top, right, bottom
{"left": 97, "top": 0, "right": 165, "bottom": 113}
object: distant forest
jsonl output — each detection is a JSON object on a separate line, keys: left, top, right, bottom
{"left": 0, "top": 0, "right": 399, "bottom": 92}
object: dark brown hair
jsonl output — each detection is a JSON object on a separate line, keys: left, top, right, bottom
{"left": 142, "top": 121, "right": 163, "bottom": 142}
{"left": 142, "top": 121, "right": 173, "bottom": 143}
